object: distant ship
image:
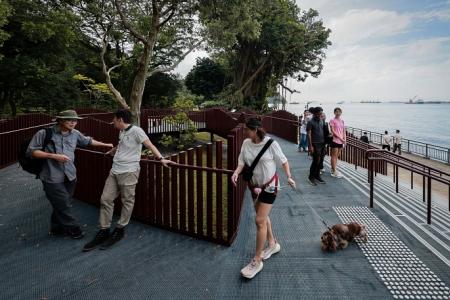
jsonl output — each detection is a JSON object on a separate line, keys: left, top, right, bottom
{"left": 337, "top": 101, "right": 345, "bottom": 104}
{"left": 360, "top": 100, "right": 381, "bottom": 103}
{"left": 290, "top": 101, "right": 300, "bottom": 105}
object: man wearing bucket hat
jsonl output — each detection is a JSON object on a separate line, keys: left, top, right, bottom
{"left": 27, "top": 110, "right": 114, "bottom": 239}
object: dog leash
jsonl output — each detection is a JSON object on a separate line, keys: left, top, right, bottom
{"left": 286, "top": 179, "right": 332, "bottom": 231}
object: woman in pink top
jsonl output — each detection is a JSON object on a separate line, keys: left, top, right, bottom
{"left": 329, "top": 107, "right": 346, "bottom": 178}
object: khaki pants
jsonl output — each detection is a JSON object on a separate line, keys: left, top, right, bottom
{"left": 99, "top": 170, "right": 140, "bottom": 229}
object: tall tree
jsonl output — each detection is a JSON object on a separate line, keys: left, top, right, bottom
{"left": 185, "top": 57, "right": 226, "bottom": 100}
{"left": 200, "top": 0, "right": 331, "bottom": 110}
{"left": 0, "top": 0, "right": 81, "bottom": 115}
{"left": 71, "top": 0, "right": 203, "bottom": 123}
{"left": 142, "top": 72, "right": 182, "bottom": 108}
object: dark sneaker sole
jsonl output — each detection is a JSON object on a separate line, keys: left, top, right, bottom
{"left": 308, "top": 179, "right": 317, "bottom": 186}
{"left": 70, "top": 232, "right": 86, "bottom": 239}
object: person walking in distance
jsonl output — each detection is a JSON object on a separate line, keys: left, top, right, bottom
{"left": 393, "top": 129, "right": 402, "bottom": 154}
{"left": 27, "top": 110, "right": 114, "bottom": 239}
{"left": 298, "top": 110, "right": 309, "bottom": 152}
{"left": 329, "top": 107, "right": 346, "bottom": 178}
{"left": 360, "top": 132, "right": 369, "bottom": 143}
{"left": 231, "top": 117, "right": 295, "bottom": 279}
{"left": 83, "top": 109, "right": 171, "bottom": 251}
{"left": 382, "top": 131, "right": 392, "bottom": 151}
{"left": 307, "top": 107, "right": 326, "bottom": 185}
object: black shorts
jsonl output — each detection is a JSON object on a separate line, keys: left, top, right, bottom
{"left": 330, "top": 141, "right": 343, "bottom": 149}
{"left": 251, "top": 190, "right": 277, "bottom": 204}
{"left": 259, "top": 191, "right": 276, "bottom": 204}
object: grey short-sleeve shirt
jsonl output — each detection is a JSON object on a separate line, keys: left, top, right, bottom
{"left": 27, "top": 125, "right": 92, "bottom": 183}
{"left": 112, "top": 125, "right": 149, "bottom": 174}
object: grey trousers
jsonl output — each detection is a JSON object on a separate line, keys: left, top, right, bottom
{"left": 42, "top": 179, "right": 78, "bottom": 229}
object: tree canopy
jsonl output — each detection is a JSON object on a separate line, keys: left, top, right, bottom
{"left": 0, "top": 0, "right": 331, "bottom": 117}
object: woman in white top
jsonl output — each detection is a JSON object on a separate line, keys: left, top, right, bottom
{"left": 231, "top": 117, "right": 296, "bottom": 279}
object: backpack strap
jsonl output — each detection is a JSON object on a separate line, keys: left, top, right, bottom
{"left": 42, "top": 128, "right": 54, "bottom": 152}
{"left": 248, "top": 138, "right": 273, "bottom": 174}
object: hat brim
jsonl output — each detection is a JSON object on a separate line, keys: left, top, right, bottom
{"left": 53, "top": 116, "right": 83, "bottom": 121}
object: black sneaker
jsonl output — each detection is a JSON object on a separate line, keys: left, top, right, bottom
{"left": 100, "top": 227, "right": 125, "bottom": 250}
{"left": 315, "top": 176, "right": 326, "bottom": 184}
{"left": 83, "top": 229, "right": 110, "bottom": 252}
{"left": 308, "top": 177, "right": 317, "bottom": 186}
{"left": 67, "top": 226, "right": 85, "bottom": 239}
{"left": 49, "top": 226, "right": 65, "bottom": 236}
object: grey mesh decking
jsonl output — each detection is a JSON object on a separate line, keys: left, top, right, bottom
{"left": 0, "top": 136, "right": 449, "bottom": 299}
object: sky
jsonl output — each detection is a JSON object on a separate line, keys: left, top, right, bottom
{"left": 174, "top": 0, "right": 450, "bottom": 103}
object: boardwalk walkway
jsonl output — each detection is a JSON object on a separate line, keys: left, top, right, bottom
{"left": 0, "top": 136, "right": 449, "bottom": 299}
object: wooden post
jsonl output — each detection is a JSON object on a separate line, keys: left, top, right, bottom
{"left": 206, "top": 143, "right": 213, "bottom": 238}
{"left": 187, "top": 148, "right": 195, "bottom": 234}
{"left": 216, "top": 140, "right": 223, "bottom": 240}
{"left": 427, "top": 176, "right": 431, "bottom": 224}
{"left": 179, "top": 151, "right": 187, "bottom": 231}
{"left": 170, "top": 154, "right": 178, "bottom": 229}
{"left": 196, "top": 146, "right": 204, "bottom": 235}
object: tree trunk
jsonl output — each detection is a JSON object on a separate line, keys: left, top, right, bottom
{"left": 8, "top": 97, "right": 17, "bottom": 116}
{"left": 234, "top": 43, "right": 271, "bottom": 109}
{"left": 128, "top": 42, "right": 154, "bottom": 126}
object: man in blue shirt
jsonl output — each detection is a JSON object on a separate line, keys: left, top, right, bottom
{"left": 27, "top": 110, "right": 113, "bottom": 239}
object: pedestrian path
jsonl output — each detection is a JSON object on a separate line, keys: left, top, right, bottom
{"left": 0, "top": 136, "right": 449, "bottom": 299}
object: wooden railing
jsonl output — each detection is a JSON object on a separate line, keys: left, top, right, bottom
{"left": 342, "top": 135, "right": 388, "bottom": 175}
{"left": 0, "top": 113, "right": 52, "bottom": 133}
{"left": 74, "top": 139, "right": 239, "bottom": 245}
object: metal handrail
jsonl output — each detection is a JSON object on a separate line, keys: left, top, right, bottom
{"left": 366, "top": 149, "right": 450, "bottom": 224}
{"left": 348, "top": 125, "right": 450, "bottom": 164}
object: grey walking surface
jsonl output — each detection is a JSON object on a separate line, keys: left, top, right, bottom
{"left": 1, "top": 136, "right": 449, "bottom": 300}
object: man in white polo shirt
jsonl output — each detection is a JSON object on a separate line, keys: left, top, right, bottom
{"left": 83, "top": 109, "right": 171, "bottom": 251}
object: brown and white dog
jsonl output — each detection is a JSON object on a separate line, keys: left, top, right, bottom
{"left": 321, "top": 222, "right": 368, "bottom": 251}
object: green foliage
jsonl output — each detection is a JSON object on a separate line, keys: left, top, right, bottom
{"left": 160, "top": 94, "right": 198, "bottom": 150}
{"left": 142, "top": 72, "right": 182, "bottom": 108}
{"left": 73, "top": 74, "right": 116, "bottom": 110}
{"left": 0, "top": 0, "right": 83, "bottom": 115}
{"left": 200, "top": 0, "right": 331, "bottom": 109}
{"left": 0, "top": 0, "right": 11, "bottom": 60}
{"left": 200, "top": 100, "right": 228, "bottom": 109}
{"left": 185, "top": 57, "right": 227, "bottom": 100}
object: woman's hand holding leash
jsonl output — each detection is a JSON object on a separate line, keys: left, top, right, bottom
{"left": 287, "top": 177, "right": 296, "bottom": 189}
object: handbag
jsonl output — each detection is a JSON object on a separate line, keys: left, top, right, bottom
{"left": 241, "top": 139, "right": 274, "bottom": 182}
{"left": 324, "top": 122, "right": 333, "bottom": 145}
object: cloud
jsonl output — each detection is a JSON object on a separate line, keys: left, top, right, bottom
{"left": 290, "top": 4, "right": 450, "bottom": 102}
{"left": 175, "top": 2, "right": 450, "bottom": 102}
{"left": 327, "top": 9, "right": 412, "bottom": 46}
{"left": 294, "top": 36, "right": 450, "bottom": 101}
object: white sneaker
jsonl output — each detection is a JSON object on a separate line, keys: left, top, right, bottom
{"left": 240, "top": 259, "right": 263, "bottom": 279}
{"left": 262, "top": 243, "right": 281, "bottom": 260}
{"left": 320, "top": 169, "right": 324, "bottom": 175}
{"left": 331, "top": 170, "right": 343, "bottom": 178}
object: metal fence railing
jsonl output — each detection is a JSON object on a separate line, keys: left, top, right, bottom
{"left": 347, "top": 126, "right": 450, "bottom": 164}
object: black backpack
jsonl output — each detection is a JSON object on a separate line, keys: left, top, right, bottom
{"left": 18, "top": 128, "right": 53, "bottom": 177}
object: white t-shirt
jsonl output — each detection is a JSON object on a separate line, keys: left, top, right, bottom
{"left": 393, "top": 134, "right": 402, "bottom": 144}
{"left": 300, "top": 118, "right": 308, "bottom": 134}
{"left": 382, "top": 135, "right": 392, "bottom": 146}
{"left": 112, "top": 125, "right": 149, "bottom": 174}
{"left": 238, "top": 136, "right": 288, "bottom": 187}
